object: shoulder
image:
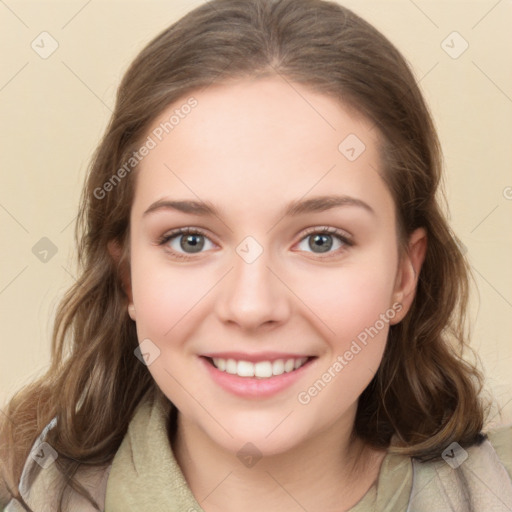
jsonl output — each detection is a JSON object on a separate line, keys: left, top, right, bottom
{"left": 5, "top": 417, "right": 112, "bottom": 512}
{"left": 406, "top": 430, "right": 512, "bottom": 511}
{"left": 485, "top": 422, "right": 512, "bottom": 479}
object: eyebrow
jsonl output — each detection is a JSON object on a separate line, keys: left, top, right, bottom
{"left": 143, "top": 194, "right": 375, "bottom": 218}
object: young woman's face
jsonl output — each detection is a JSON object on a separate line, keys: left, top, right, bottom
{"left": 125, "top": 77, "right": 418, "bottom": 456}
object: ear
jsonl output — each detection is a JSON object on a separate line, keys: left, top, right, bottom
{"left": 107, "top": 239, "right": 136, "bottom": 321}
{"left": 390, "top": 227, "right": 427, "bottom": 325}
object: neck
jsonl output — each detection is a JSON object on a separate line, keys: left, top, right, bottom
{"left": 171, "top": 406, "right": 384, "bottom": 512}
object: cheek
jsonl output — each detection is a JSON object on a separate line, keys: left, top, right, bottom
{"left": 130, "top": 247, "right": 207, "bottom": 341}
{"left": 296, "top": 257, "right": 397, "bottom": 341}
{"left": 292, "top": 255, "right": 397, "bottom": 392}
{"left": 295, "top": 269, "right": 395, "bottom": 415}
{"left": 129, "top": 253, "right": 202, "bottom": 406}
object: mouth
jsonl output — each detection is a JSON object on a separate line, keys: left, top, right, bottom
{"left": 201, "top": 355, "right": 317, "bottom": 379}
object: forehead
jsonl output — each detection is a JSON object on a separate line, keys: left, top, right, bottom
{"left": 131, "top": 76, "right": 393, "bottom": 222}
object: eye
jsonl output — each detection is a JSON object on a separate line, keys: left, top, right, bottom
{"left": 157, "top": 225, "right": 352, "bottom": 261}
{"left": 295, "top": 226, "right": 352, "bottom": 257}
{"left": 158, "top": 227, "right": 215, "bottom": 259}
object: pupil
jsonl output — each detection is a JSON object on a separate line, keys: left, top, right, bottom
{"left": 311, "top": 234, "right": 332, "bottom": 253}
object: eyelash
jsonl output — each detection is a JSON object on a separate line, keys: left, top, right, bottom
{"left": 157, "top": 226, "right": 353, "bottom": 261}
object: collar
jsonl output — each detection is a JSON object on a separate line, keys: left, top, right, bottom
{"left": 105, "top": 389, "right": 202, "bottom": 511}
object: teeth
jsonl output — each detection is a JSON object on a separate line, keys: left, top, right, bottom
{"left": 211, "top": 357, "right": 309, "bottom": 378}
{"left": 238, "top": 360, "right": 255, "bottom": 377}
{"left": 215, "top": 358, "right": 226, "bottom": 371}
{"left": 284, "top": 359, "right": 295, "bottom": 372}
{"left": 272, "top": 359, "right": 284, "bottom": 376}
{"left": 225, "top": 359, "right": 237, "bottom": 374}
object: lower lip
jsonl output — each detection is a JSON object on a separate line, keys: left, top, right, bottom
{"left": 200, "top": 356, "right": 317, "bottom": 399}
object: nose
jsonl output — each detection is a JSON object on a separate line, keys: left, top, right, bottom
{"left": 215, "top": 245, "right": 291, "bottom": 332}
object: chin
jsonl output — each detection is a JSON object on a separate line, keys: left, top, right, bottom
{"left": 206, "top": 413, "right": 314, "bottom": 458}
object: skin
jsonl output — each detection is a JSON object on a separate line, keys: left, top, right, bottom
{"left": 110, "top": 76, "right": 426, "bottom": 512}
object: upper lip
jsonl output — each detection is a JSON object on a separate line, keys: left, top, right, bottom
{"left": 201, "top": 352, "right": 315, "bottom": 363}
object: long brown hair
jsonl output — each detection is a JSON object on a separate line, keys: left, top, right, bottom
{"left": 0, "top": 0, "right": 490, "bottom": 509}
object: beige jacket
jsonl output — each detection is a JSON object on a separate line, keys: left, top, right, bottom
{"left": 5, "top": 392, "right": 512, "bottom": 511}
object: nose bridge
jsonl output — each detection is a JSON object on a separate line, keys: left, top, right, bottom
{"left": 216, "top": 235, "right": 290, "bottom": 329}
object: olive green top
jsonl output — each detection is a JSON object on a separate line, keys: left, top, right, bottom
{"left": 6, "top": 391, "right": 512, "bottom": 511}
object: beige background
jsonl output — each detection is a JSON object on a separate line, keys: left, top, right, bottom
{"left": 1, "top": 0, "right": 511, "bottom": 428}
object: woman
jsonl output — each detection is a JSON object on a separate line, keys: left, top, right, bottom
{"left": 1, "top": 0, "right": 511, "bottom": 510}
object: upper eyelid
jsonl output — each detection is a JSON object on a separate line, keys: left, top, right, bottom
{"left": 300, "top": 225, "right": 352, "bottom": 239}
{"left": 162, "top": 226, "right": 216, "bottom": 243}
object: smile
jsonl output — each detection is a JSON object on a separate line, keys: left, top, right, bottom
{"left": 208, "top": 356, "right": 311, "bottom": 379}
{"left": 200, "top": 352, "right": 318, "bottom": 398}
